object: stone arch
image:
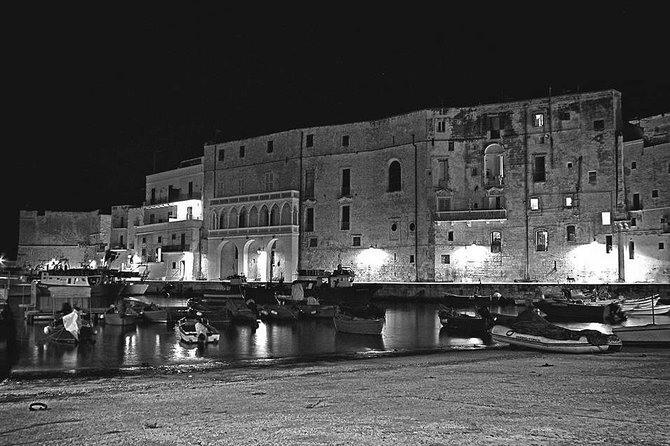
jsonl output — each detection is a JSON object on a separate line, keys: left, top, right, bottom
{"left": 238, "top": 206, "right": 248, "bottom": 228}
{"left": 484, "top": 143, "right": 505, "bottom": 187}
{"left": 210, "top": 210, "right": 218, "bottom": 230}
{"left": 217, "top": 240, "right": 239, "bottom": 279}
{"left": 219, "top": 210, "right": 227, "bottom": 229}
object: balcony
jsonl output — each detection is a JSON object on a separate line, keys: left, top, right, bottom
{"left": 161, "top": 244, "right": 191, "bottom": 253}
{"left": 435, "top": 209, "right": 507, "bottom": 222}
{"left": 146, "top": 192, "right": 202, "bottom": 207}
{"left": 210, "top": 190, "right": 299, "bottom": 206}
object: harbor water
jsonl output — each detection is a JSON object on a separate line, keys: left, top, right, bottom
{"left": 8, "top": 296, "right": 669, "bottom": 375}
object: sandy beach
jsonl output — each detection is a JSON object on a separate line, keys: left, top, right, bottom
{"left": 1, "top": 347, "right": 669, "bottom": 445}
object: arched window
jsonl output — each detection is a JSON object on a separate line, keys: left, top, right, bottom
{"left": 228, "top": 208, "right": 238, "bottom": 228}
{"left": 280, "top": 203, "right": 292, "bottom": 225}
{"left": 388, "top": 160, "right": 401, "bottom": 192}
{"left": 219, "top": 211, "right": 227, "bottom": 229}
{"left": 210, "top": 211, "right": 218, "bottom": 230}
{"left": 238, "top": 207, "right": 247, "bottom": 228}
{"left": 259, "top": 206, "right": 269, "bottom": 226}
{"left": 491, "top": 231, "right": 502, "bottom": 253}
{"left": 484, "top": 144, "right": 505, "bottom": 188}
{"left": 270, "top": 204, "right": 280, "bottom": 226}
{"left": 248, "top": 206, "right": 259, "bottom": 227}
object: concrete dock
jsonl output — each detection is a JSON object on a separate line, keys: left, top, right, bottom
{"left": 1, "top": 348, "right": 668, "bottom": 445}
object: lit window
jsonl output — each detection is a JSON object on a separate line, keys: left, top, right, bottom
{"left": 533, "top": 113, "right": 544, "bottom": 127}
{"left": 491, "top": 232, "right": 502, "bottom": 253}
{"left": 441, "top": 254, "right": 450, "bottom": 264}
{"left": 564, "top": 196, "right": 573, "bottom": 207}
{"left": 530, "top": 198, "right": 540, "bottom": 211}
{"left": 566, "top": 225, "right": 576, "bottom": 242}
{"left": 602, "top": 212, "right": 611, "bottom": 225}
{"left": 536, "top": 230, "right": 548, "bottom": 251}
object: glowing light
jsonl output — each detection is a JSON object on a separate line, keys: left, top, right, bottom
{"left": 258, "top": 250, "right": 268, "bottom": 282}
{"left": 358, "top": 247, "right": 386, "bottom": 267}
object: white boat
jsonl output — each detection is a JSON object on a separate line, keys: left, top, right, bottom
{"left": 612, "top": 324, "right": 670, "bottom": 346}
{"left": 625, "top": 304, "right": 670, "bottom": 316}
{"left": 38, "top": 269, "right": 122, "bottom": 298}
{"left": 333, "top": 312, "right": 384, "bottom": 335}
{"left": 491, "top": 325, "right": 622, "bottom": 353}
{"left": 620, "top": 294, "right": 660, "bottom": 312}
{"left": 120, "top": 282, "right": 150, "bottom": 296}
{"left": 177, "top": 317, "right": 220, "bottom": 343}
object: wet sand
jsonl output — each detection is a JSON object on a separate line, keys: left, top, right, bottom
{"left": 1, "top": 348, "right": 669, "bottom": 445}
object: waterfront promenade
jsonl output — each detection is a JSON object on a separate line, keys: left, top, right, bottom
{"left": 1, "top": 348, "right": 668, "bottom": 445}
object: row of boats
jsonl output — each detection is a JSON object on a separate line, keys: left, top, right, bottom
{"left": 438, "top": 292, "right": 670, "bottom": 353}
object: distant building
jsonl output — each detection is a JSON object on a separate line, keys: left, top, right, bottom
{"left": 17, "top": 210, "right": 111, "bottom": 271}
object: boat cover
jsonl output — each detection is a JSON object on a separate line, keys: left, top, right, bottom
{"left": 62, "top": 310, "right": 83, "bottom": 341}
{"left": 508, "top": 308, "right": 611, "bottom": 346}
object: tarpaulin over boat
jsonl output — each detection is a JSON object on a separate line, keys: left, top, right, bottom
{"left": 62, "top": 310, "right": 83, "bottom": 341}
{"left": 509, "top": 308, "right": 612, "bottom": 346}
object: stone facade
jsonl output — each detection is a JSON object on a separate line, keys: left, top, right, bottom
{"left": 17, "top": 210, "right": 111, "bottom": 270}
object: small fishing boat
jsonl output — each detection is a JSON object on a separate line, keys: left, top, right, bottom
{"left": 612, "top": 324, "right": 670, "bottom": 346}
{"left": 186, "top": 298, "right": 233, "bottom": 326}
{"left": 534, "top": 299, "right": 626, "bottom": 324}
{"left": 177, "top": 317, "right": 220, "bottom": 344}
{"left": 437, "top": 305, "right": 491, "bottom": 336}
{"left": 128, "top": 300, "right": 169, "bottom": 323}
{"left": 619, "top": 294, "right": 660, "bottom": 312}
{"left": 258, "top": 304, "right": 299, "bottom": 322}
{"left": 490, "top": 308, "right": 622, "bottom": 353}
{"left": 43, "top": 310, "right": 95, "bottom": 345}
{"left": 625, "top": 304, "right": 670, "bottom": 316}
{"left": 102, "top": 303, "right": 140, "bottom": 326}
{"left": 333, "top": 309, "right": 384, "bottom": 335}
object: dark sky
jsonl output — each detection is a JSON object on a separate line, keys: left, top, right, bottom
{"left": 4, "top": 4, "right": 670, "bottom": 260}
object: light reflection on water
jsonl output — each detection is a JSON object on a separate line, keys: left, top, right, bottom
{"left": 13, "top": 302, "right": 669, "bottom": 373}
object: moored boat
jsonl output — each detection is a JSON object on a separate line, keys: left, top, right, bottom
{"left": 438, "top": 305, "right": 491, "bottom": 336}
{"left": 128, "top": 300, "right": 169, "bottom": 323}
{"left": 177, "top": 317, "right": 220, "bottom": 344}
{"left": 102, "top": 303, "right": 140, "bottom": 326}
{"left": 43, "top": 309, "right": 95, "bottom": 345}
{"left": 258, "top": 304, "right": 299, "bottom": 321}
{"left": 612, "top": 324, "right": 670, "bottom": 346}
{"left": 534, "top": 299, "right": 626, "bottom": 324}
{"left": 625, "top": 304, "right": 670, "bottom": 316}
{"left": 490, "top": 308, "right": 622, "bottom": 353}
{"left": 619, "top": 294, "right": 660, "bottom": 312}
{"left": 333, "top": 307, "right": 384, "bottom": 335}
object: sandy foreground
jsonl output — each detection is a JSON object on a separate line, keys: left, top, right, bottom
{"left": 0, "top": 348, "right": 669, "bottom": 446}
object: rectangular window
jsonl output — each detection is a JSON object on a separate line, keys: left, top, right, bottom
{"left": 441, "top": 254, "right": 450, "bottom": 264}
{"left": 305, "top": 208, "right": 314, "bottom": 232}
{"left": 533, "top": 155, "right": 546, "bottom": 182}
{"left": 218, "top": 149, "right": 225, "bottom": 161}
{"left": 448, "top": 141, "right": 455, "bottom": 151}
{"left": 186, "top": 207, "right": 193, "bottom": 220}
{"left": 629, "top": 241, "right": 635, "bottom": 259}
{"left": 660, "top": 243, "right": 665, "bottom": 250}
{"left": 352, "top": 236, "right": 361, "bottom": 247}
{"left": 120, "top": 235, "right": 124, "bottom": 246}
{"left": 533, "top": 113, "right": 544, "bottom": 127}
{"left": 536, "top": 230, "right": 548, "bottom": 251}
{"left": 630, "top": 217, "right": 637, "bottom": 226}
{"left": 308, "top": 238, "right": 317, "bottom": 248}
{"left": 632, "top": 193, "right": 641, "bottom": 210}
{"left": 489, "top": 115, "right": 501, "bottom": 138}
{"left": 239, "top": 146, "right": 245, "bottom": 158}
{"left": 602, "top": 212, "right": 611, "bottom": 225}
{"left": 593, "top": 119, "right": 605, "bottom": 131}
{"left": 438, "top": 159, "right": 449, "bottom": 185}
{"left": 448, "top": 230, "right": 454, "bottom": 241}
{"left": 566, "top": 225, "right": 576, "bottom": 242}
{"left": 342, "top": 135, "right": 350, "bottom": 147}
{"left": 306, "top": 134, "right": 314, "bottom": 147}
{"left": 341, "top": 168, "right": 351, "bottom": 196}
{"left": 151, "top": 188, "right": 156, "bottom": 204}
{"left": 172, "top": 234, "right": 176, "bottom": 240}
{"left": 340, "top": 205, "right": 350, "bottom": 231}
{"left": 304, "top": 170, "right": 315, "bottom": 200}
{"left": 149, "top": 214, "right": 155, "bottom": 224}
{"left": 436, "top": 119, "right": 446, "bottom": 133}
{"left": 172, "top": 262, "right": 176, "bottom": 269}
{"left": 606, "top": 235, "right": 613, "bottom": 253}
{"left": 631, "top": 161, "right": 636, "bottom": 169}
{"left": 559, "top": 111, "right": 570, "bottom": 120}
{"left": 142, "top": 237, "right": 146, "bottom": 244}
{"left": 157, "top": 236, "right": 162, "bottom": 244}
{"left": 652, "top": 189, "right": 659, "bottom": 198}
{"left": 409, "top": 255, "right": 415, "bottom": 264}
{"left": 588, "top": 171, "right": 597, "bottom": 184}
{"left": 264, "top": 172, "right": 274, "bottom": 192}
{"left": 471, "top": 167, "right": 478, "bottom": 177}
{"left": 530, "top": 197, "right": 540, "bottom": 211}
{"left": 267, "top": 140, "right": 274, "bottom": 153}
{"left": 216, "top": 181, "right": 224, "bottom": 198}
{"left": 564, "top": 196, "right": 573, "bottom": 207}
{"left": 437, "top": 197, "right": 451, "bottom": 212}
{"left": 188, "top": 181, "right": 193, "bottom": 198}
{"left": 491, "top": 232, "right": 502, "bottom": 253}
{"left": 238, "top": 179, "right": 244, "bottom": 195}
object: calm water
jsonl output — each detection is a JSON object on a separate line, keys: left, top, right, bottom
{"left": 10, "top": 300, "right": 669, "bottom": 374}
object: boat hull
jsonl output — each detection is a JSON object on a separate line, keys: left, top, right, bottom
{"left": 177, "top": 319, "right": 220, "bottom": 343}
{"left": 534, "top": 300, "right": 626, "bottom": 323}
{"left": 612, "top": 324, "right": 670, "bottom": 346}
{"left": 625, "top": 305, "right": 670, "bottom": 316}
{"left": 333, "top": 313, "right": 384, "bottom": 335}
{"left": 258, "top": 305, "right": 298, "bottom": 321}
{"left": 296, "top": 304, "right": 337, "bottom": 319}
{"left": 491, "top": 325, "right": 622, "bottom": 353}
{"left": 121, "top": 283, "right": 150, "bottom": 296}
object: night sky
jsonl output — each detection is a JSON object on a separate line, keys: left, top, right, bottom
{"left": 4, "top": 4, "right": 669, "bottom": 260}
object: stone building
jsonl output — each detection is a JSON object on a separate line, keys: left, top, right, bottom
{"left": 17, "top": 210, "right": 111, "bottom": 270}
{"left": 621, "top": 113, "right": 670, "bottom": 282}
{"left": 133, "top": 157, "right": 204, "bottom": 280}
{"left": 202, "top": 89, "right": 667, "bottom": 283}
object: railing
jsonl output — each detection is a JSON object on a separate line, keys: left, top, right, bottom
{"left": 210, "top": 190, "right": 299, "bottom": 206}
{"left": 147, "top": 192, "right": 202, "bottom": 206}
{"left": 209, "top": 224, "right": 298, "bottom": 237}
{"left": 435, "top": 209, "right": 507, "bottom": 221}
{"left": 161, "top": 244, "right": 191, "bottom": 253}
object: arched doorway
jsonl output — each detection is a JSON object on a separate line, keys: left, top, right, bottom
{"left": 219, "top": 242, "right": 239, "bottom": 279}
{"left": 484, "top": 144, "right": 505, "bottom": 188}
